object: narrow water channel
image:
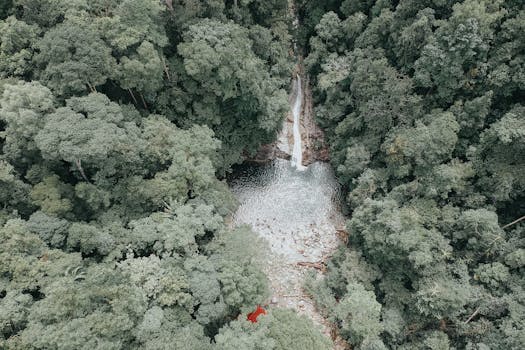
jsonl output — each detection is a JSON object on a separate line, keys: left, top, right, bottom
{"left": 228, "top": 75, "right": 344, "bottom": 334}
{"left": 291, "top": 74, "right": 305, "bottom": 170}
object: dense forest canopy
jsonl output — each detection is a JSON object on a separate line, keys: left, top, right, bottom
{"left": 0, "top": 1, "right": 333, "bottom": 349}
{"left": 301, "top": 0, "right": 524, "bottom": 349}
{"left": 1, "top": 0, "right": 524, "bottom": 349}
{"left": 0, "top": 0, "right": 293, "bottom": 171}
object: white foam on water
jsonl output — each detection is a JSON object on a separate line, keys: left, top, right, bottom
{"left": 291, "top": 75, "right": 306, "bottom": 171}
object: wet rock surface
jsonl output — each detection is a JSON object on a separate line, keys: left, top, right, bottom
{"left": 301, "top": 76, "right": 330, "bottom": 166}
{"left": 247, "top": 72, "right": 329, "bottom": 167}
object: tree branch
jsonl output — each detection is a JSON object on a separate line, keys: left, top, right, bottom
{"left": 502, "top": 215, "right": 525, "bottom": 229}
{"left": 75, "top": 159, "right": 90, "bottom": 183}
{"left": 165, "top": 0, "right": 173, "bottom": 11}
{"left": 86, "top": 82, "right": 97, "bottom": 93}
{"left": 161, "top": 57, "right": 171, "bottom": 81}
{"left": 464, "top": 307, "right": 480, "bottom": 324}
{"left": 139, "top": 92, "right": 148, "bottom": 110}
{"left": 128, "top": 88, "right": 138, "bottom": 105}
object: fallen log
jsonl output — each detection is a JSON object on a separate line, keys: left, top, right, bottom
{"left": 297, "top": 261, "right": 326, "bottom": 271}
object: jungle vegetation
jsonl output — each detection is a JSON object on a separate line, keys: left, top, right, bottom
{"left": 1, "top": 0, "right": 524, "bottom": 349}
{"left": 300, "top": 0, "right": 524, "bottom": 349}
{"left": 0, "top": 1, "right": 331, "bottom": 349}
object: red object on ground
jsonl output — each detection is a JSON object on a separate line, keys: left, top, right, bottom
{"left": 247, "top": 305, "right": 267, "bottom": 323}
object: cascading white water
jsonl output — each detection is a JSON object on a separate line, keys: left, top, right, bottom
{"left": 291, "top": 75, "right": 305, "bottom": 170}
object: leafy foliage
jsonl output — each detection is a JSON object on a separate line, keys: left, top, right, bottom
{"left": 0, "top": 1, "right": 333, "bottom": 349}
{"left": 1, "top": 0, "right": 293, "bottom": 171}
{"left": 215, "top": 309, "right": 332, "bottom": 350}
{"left": 305, "top": 0, "right": 525, "bottom": 349}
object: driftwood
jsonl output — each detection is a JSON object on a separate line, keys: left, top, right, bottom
{"left": 297, "top": 261, "right": 326, "bottom": 271}
{"left": 280, "top": 294, "right": 308, "bottom": 298}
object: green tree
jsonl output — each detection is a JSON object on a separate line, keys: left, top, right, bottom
{"left": 0, "top": 81, "right": 55, "bottom": 166}
{"left": 0, "top": 16, "right": 40, "bottom": 78}
{"left": 0, "top": 0, "right": 13, "bottom": 19}
{"left": 472, "top": 105, "right": 525, "bottom": 203}
{"left": 34, "top": 15, "right": 116, "bottom": 96}
{"left": 175, "top": 19, "right": 289, "bottom": 167}
{"left": 413, "top": 0, "right": 506, "bottom": 104}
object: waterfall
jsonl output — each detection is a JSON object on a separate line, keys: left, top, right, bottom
{"left": 291, "top": 75, "right": 305, "bottom": 170}
{"left": 230, "top": 70, "right": 344, "bottom": 336}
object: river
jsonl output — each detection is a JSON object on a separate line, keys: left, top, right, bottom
{"left": 228, "top": 75, "right": 344, "bottom": 336}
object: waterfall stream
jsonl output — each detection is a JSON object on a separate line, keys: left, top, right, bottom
{"left": 291, "top": 75, "right": 305, "bottom": 170}
{"left": 229, "top": 73, "right": 344, "bottom": 339}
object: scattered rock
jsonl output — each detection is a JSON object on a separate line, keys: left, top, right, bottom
{"left": 275, "top": 149, "right": 292, "bottom": 160}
